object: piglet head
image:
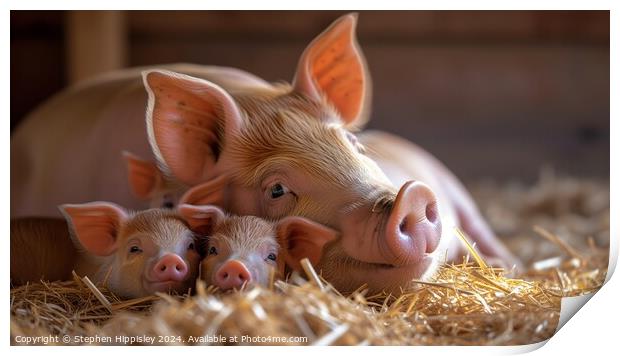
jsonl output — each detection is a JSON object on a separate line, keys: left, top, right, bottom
{"left": 180, "top": 204, "right": 285, "bottom": 291}
{"left": 60, "top": 202, "right": 201, "bottom": 298}
{"left": 122, "top": 151, "right": 185, "bottom": 210}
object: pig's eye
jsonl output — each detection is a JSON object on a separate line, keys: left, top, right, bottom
{"left": 208, "top": 246, "right": 218, "bottom": 255}
{"left": 129, "top": 246, "right": 142, "bottom": 254}
{"left": 269, "top": 183, "right": 289, "bottom": 199}
{"left": 266, "top": 253, "right": 277, "bottom": 262}
{"left": 188, "top": 242, "right": 195, "bottom": 251}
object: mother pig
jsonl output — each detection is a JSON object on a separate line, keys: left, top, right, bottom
{"left": 11, "top": 14, "right": 518, "bottom": 294}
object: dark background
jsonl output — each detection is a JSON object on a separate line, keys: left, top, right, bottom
{"left": 10, "top": 10, "right": 610, "bottom": 183}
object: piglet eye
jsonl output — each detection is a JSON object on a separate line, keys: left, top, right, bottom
{"left": 188, "top": 242, "right": 195, "bottom": 250}
{"left": 129, "top": 246, "right": 142, "bottom": 254}
{"left": 267, "top": 253, "right": 277, "bottom": 262}
{"left": 208, "top": 246, "right": 218, "bottom": 255}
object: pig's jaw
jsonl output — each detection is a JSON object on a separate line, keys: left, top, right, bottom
{"left": 319, "top": 248, "right": 440, "bottom": 295}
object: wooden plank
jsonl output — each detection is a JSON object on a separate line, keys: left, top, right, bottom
{"left": 10, "top": 10, "right": 64, "bottom": 37}
{"left": 127, "top": 10, "right": 609, "bottom": 44}
{"left": 10, "top": 39, "right": 64, "bottom": 130}
{"left": 65, "top": 10, "right": 127, "bottom": 84}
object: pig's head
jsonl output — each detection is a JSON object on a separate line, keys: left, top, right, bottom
{"left": 122, "top": 151, "right": 185, "bottom": 210}
{"left": 60, "top": 202, "right": 201, "bottom": 298}
{"left": 144, "top": 14, "right": 443, "bottom": 294}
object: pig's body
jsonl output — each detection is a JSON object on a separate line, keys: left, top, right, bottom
{"left": 11, "top": 64, "right": 271, "bottom": 217}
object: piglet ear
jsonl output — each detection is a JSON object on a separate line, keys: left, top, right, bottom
{"left": 293, "top": 13, "right": 371, "bottom": 128}
{"left": 276, "top": 217, "right": 338, "bottom": 272}
{"left": 122, "top": 151, "right": 164, "bottom": 199}
{"left": 59, "top": 202, "right": 127, "bottom": 257}
{"left": 177, "top": 204, "right": 225, "bottom": 236}
{"left": 143, "top": 70, "right": 243, "bottom": 186}
{"left": 179, "top": 175, "right": 228, "bottom": 207}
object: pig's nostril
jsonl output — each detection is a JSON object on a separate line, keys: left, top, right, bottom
{"left": 426, "top": 202, "right": 438, "bottom": 223}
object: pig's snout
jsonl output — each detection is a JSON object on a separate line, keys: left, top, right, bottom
{"left": 214, "top": 260, "right": 252, "bottom": 291}
{"left": 152, "top": 254, "right": 188, "bottom": 282}
{"left": 384, "top": 181, "right": 442, "bottom": 266}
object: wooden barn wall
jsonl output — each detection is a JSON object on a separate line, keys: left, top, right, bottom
{"left": 10, "top": 10, "right": 610, "bottom": 182}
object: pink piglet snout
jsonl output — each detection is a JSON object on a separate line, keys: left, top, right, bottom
{"left": 152, "top": 253, "right": 188, "bottom": 282}
{"left": 214, "top": 260, "right": 252, "bottom": 291}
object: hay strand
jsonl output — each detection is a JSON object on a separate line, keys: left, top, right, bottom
{"left": 81, "top": 276, "right": 113, "bottom": 313}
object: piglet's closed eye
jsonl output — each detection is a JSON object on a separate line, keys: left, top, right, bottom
{"left": 276, "top": 217, "right": 338, "bottom": 272}
{"left": 59, "top": 202, "right": 128, "bottom": 256}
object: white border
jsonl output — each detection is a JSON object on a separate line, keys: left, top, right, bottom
{"left": 4, "top": 1, "right": 616, "bottom": 355}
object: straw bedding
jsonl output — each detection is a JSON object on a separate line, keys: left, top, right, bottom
{"left": 10, "top": 171, "right": 609, "bottom": 345}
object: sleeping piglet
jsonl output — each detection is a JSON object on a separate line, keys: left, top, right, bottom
{"left": 178, "top": 204, "right": 338, "bottom": 291}
{"left": 11, "top": 203, "right": 213, "bottom": 298}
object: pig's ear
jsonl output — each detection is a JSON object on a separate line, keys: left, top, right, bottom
{"left": 178, "top": 174, "right": 228, "bottom": 207}
{"left": 122, "top": 151, "right": 163, "bottom": 199}
{"left": 177, "top": 204, "right": 225, "bottom": 236}
{"left": 143, "top": 69, "right": 243, "bottom": 186}
{"left": 59, "top": 202, "right": 128, "bottom": 257}
{"left": 276, "top": 217, "right": 338, "bottom": 271}
{"left": 293, "top": 13, "right": 371, "bottom": 128}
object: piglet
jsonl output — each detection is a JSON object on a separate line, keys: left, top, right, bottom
{"left": 178, "top": 204, "right": 338, "bottom": 291}
{"left": 122, "top": 151, "right": 185, "bottom": 209}
{"left": 60, "top": 202, "right": 206, "bottom": 298}
{"left": 11, "top": 203, "right": 211, "bottom": 299}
